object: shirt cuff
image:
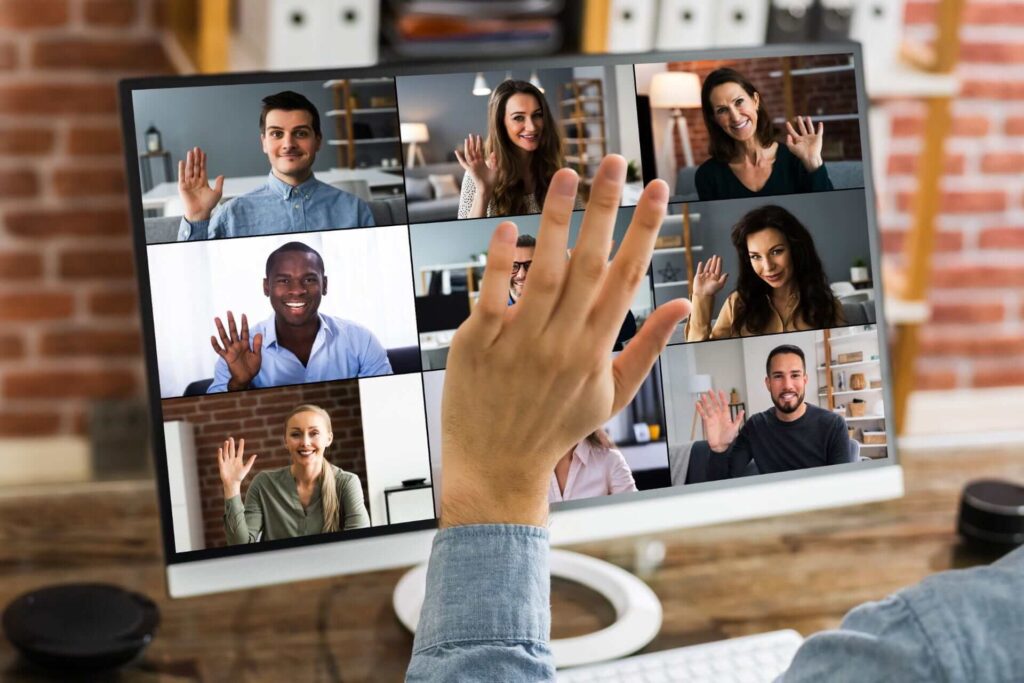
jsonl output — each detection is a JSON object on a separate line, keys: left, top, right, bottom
{"left": 413, "top": 524, "right": 550, "bottom": 653}
{"left": 183, "top": 218, "right": 210, "bottom": 240}
{"left": 224, "top": 494, "right": 243, "bottom": 515}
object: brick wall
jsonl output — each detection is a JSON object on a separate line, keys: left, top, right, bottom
{"left": 667, "top": 54, "right": 862, "bottom": 166}
{"left": 162, "top": 381, "right": 368, "bottom": 549}
{"left": 0, "top": 0, "right": 170, "bottom": 435}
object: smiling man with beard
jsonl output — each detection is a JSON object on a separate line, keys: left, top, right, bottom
{"left": 695, "top": 344, "right": 852, "bottom": 479}
{"left": 206, "top": 241, "right": 392, "bottom": 393}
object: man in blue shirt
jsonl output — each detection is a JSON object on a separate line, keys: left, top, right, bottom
{"left": 406, "top": 156, "right": 1024, "bottom": 682}
{"left": 206, "top": 241, "right": 391, "bottom": 393}
{"left": 176, "top": 90, "right": 375, "bottom": 241}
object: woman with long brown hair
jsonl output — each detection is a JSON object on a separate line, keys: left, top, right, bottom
{"left": 219, "top": 403, "right": 370, "bottom": 545}
{"left": 456, "top": 79, "right": 584, "bottom": 219}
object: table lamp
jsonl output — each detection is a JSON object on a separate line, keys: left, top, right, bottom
{"left": 401, "top": 122, "right": 429, "bottom": 168}
{"left": 684, "top": 373, "right": 713, "bottom": 440}
{"left": 649, "top": 71, "right": 702, "bottom": 177}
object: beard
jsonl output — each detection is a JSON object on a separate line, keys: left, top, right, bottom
{"left": 772, "top": 389, "right": 804, "bottom": 414}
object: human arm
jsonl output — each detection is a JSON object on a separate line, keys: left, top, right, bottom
{"left": 219, "top": 437, "right": 262, "bottom": 545}
{"left": 338, "top": 472, "right": 370, "bottom": 530}
{"left": 454, "top": 134, "right": 497, "bottom": 219}
{"left": 684, "top": 256, "right": 729, "bottom": 342}
{"left": 695, "top": 389, "right": 749, "bottom": 480}
{"left": 354, "top": 329, "right": 392, "bottom": 377}
{"left": 784, "top": 117, "right": 825, "bottom": 174}
{"left": 177, "top": 147, "right": 224, "bottom": 224}
{"left": 357, "top": 197, "right": 375, "bottom": 228}
{"left": 408, "top": 156, "right": 690, "bottom": 677}
{"left": 209, "top": 311, "right": 263, "bottom": 391}
{"left": 607, "top": 449, "right": 638, "bottom": 495}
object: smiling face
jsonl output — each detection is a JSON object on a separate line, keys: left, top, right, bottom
{"left": 765, "top": 353, "right": 807, "bottom": 416}
{"left": 503, "top": 93, "right": 544, "bottom": 154}
{"left": 746, "top": 227, "right": 793, "bottom": 291}
{"left": 284, "top": 410, "right": 333, "bottom": 467}
{"left": 263, "top": 250, "right": 327, "bottom": 328}
{"left": 709, "top": 81, "right": 760, "bottom": 143}
{"left": 509, "top": 244, "right": 535, "bottom": 301}
{"left": 260, "top": 108, "right": 322, "bottom": 184}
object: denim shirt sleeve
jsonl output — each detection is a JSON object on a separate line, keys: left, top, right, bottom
{"left": 406, "top": 525, "right": 556, "bottom": 682}
{"left": 779, "top": 544, "right": 1024, "bottom": 682}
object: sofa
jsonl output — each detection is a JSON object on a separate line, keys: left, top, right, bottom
{"left": 402, "top": 162, "right": 465, "bottom": 224}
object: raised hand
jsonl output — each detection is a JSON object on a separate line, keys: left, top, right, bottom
{"left": 692, "top": 255, "right": 729, "bottom": 299}
{"left": 784, "top": 116, "right": 824, "bottom": 172}
{"left": 454, "top": 134, "right": 499, "bottom": 193}
{"left": 178, "top": 146, "right": 224, "bottom": 222}
{"left": 217, "top": 436, "right": 258, "bottom": 499}
{"left": 440, "top": 155, "right": 691, "bottom": 527}
{"left": 210, "top": 311, "right": 263, "bottom": 391}
{"left": 695, "top": 389, "right": 744, "bottom": 453}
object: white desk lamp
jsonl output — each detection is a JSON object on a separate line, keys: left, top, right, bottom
{"left": 649, "top": 72, "right": 702, "bottom": 182}
{"left": 400, "top": 122, "right": 429, "bottom": 168}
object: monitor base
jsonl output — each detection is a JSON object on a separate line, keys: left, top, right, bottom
{"left": 393, "top": 548, "right": 662, "bottom": 669}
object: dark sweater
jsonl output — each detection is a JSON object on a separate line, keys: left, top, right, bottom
{"left": 707, "top": 403, "right": 852, "bottom": 480}
{"left": 694, "top": 143, "right": 833, "bottom": 201}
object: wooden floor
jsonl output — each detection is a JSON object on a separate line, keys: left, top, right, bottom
{"left": 0, "top": 444, "right": 1020, "bottom": 682}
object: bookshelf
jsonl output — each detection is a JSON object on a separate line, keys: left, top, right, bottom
{"left": 324, "top": 78, "right": 402, "bottom": 170}
{"left": 817, "top": 326, "right": 887, "bottom": 458}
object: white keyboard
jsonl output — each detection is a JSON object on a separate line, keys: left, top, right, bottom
{"left": 558, "top": 629, "right": 804, "bottom": 683}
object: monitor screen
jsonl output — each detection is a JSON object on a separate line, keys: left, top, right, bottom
{"left": 121, "top": 45, "right": 901, "bottom": 596}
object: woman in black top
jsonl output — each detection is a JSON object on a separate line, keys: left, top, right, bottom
{"left": 694, "top": 68, "right": 833, "bottom": 201}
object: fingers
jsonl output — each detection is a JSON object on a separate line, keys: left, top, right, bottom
{"left": 816, "top": 121, "right": 824, "bottom": 137}
{"left": 252, "top": 332, "right": 263, "bottom": 360}
{"left": 227, "top": 310, "right": 239, "bottom": 343}
{"left": 511, "top": 168, "right": 580, "bottom": 333}
{"left": 213, "top": 315, "right": 231, "bottom": 349}
{"left": 734, "top": 408, "right": 745, "bottom": 425}
{"left": 589, "top": 177, "right": 669, "bottom": 340}
{"left": 461, "top": 221, "right": 517, "bottom": 344}
{"left": 610, "top": 299, "right": 690, "bottom": 414}
{"left": 454, "top": 147, "right": 468, "bottom": 170}
{"left": 213, "top": 175, "right": 224, "bottom": 196}
{"left": 785, "top": 120, "right": 798, "bottom": 139}
{"left": 240, "top": 313, "right": 249, "bottom": 343}
{"left": 244, "top": 452, "right": 258, "bottom": 473}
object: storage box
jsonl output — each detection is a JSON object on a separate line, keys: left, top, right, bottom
{"left": 862, "top": 431, "right": 886, "bottom": 445}
{"left": 870, "top": 379, "right": 883, "bottom": 389}
{"left": 847, "top": 402, "right": 866, "bottom": 417}
{"left": 838, "top": 351, "right": 863, "bottom": 364}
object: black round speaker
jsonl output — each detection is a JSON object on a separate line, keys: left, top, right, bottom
{"left": 958, "top": 479, "right": 1024, "bottom": 549}
{"left": 2, "top": 583, "right": 159, "bottom": 671}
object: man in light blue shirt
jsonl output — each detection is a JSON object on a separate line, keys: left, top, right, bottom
{"left": 176, "top": 90, "right": 374, "bottom": 241}
{"left": 207, "top": 241, "right": 391, "bottom": 393}
{"left": 406, "top": 156, "right": 1024, "bottom": 682}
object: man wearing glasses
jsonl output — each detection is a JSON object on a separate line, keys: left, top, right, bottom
{"left": 507, "top": 233, "right": 636, "bottom": 350}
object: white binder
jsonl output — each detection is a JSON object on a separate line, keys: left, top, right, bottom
{"left": 323, "top": 0, "right": 380, "bottom": 68}
{"left": 607, "top": 0, "right": 657, "bottom": 53}
{"left": 850, "top": 0, "right": 905, "bottom": 73}
{"left": 712, "top": 0, "right": 769, "bottom": 47}
{"left": 655, "top": 0, "right": 716, "bottom": 50}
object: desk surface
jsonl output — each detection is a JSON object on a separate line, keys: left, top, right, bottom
{"left": 0, "top": 445, "right": 1019, "bottom": 682}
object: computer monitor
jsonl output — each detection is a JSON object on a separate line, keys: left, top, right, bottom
{"left": 121, "top": 44, "right": 902, "bottom": 600}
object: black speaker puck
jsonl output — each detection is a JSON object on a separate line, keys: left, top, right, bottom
{"left": 2, "top": 583, "right": 159, "bottom": 671}
{"left": 958, "top": 479, "right": 1024, "bottom": 549}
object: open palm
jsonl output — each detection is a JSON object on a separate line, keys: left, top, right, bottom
{"left": 692, "top": 255, "right": 729, "bottom": 298}
{"left": 454, "top": 134, "right": 499, "bottom": 192}
{"left": 178, "top": 146, "right": 224, "bottom": 222}
{"left": 695, "top": 390, "right": 744, "bottom": 453}
{"left": 785, "top": 116, "right": 824, "bottom": 172}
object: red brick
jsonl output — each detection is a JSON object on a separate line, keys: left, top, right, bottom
{"left": 890, "top": 115, "right": 990, "bottom": 138}
{"left": 913, "top": 369, "right": 958, "bottom": 391}
{"left": 896, "top": 190, "right": 1006, "bottom": 214}
{"left": 0, "top": 170, "right": 38, "bottom": 198}
{"left": 932, "top": 264, "right": 1024, "bottom": 288}
{"left": 1007, "top": 117, "right": 1024, "bottom": 136}
{"left": 84, "top": 0, "right": 136, "bottom": 26}
{"left": 0, "top": 334, "right": 24, "bottom": 359}
{"left": 979, "top": 227, "right": 1024, "bottom": 249}
{"left": 962, "top": 81, "right": 1024, "bottom": 100}
{"left": 0, "top": 293, "right": 74, "bottom": 321}
{"left": 0, "top": 84, "right": 117, "bottom": 115}
{"left": 0, "top": 42, "right": 16, "bottom": 70}
{"left": 886, "top": 152, "right": 964, "bottom": 176}
{"left": 980, "top": 153, "right": 1024, "bottom": 175}
{"left": 0, "top": 128, "right": 55, "bottom": 155}
{"left": 59, "top": 249, "right": 134, "bottom": 279}
{"left": 3, "top": 370, "right": 137, "bottom": 399}
{"left": 39, "top": 329, "right": 141, "bottom": 357}
{"left": 964, "top": 2, "right": 1024, "bottom": 25}
{"left": 0, "top": 412, "right": 62, "bottom": 437}
{"left": 919, "top": 335, "right": 1024, "bottom": 357}
{"left": 67, "top": 127, "right": 123, "bottom": 156}
{"left": 930, "top": 302, "right": 1005, "bottom": 324}
{"left": 0, "top": 252, "right": 42, "bottom": 279}
{"left": 960, "top": 42, "right": 1024, "bottom": 63}
{"left": 4, "top": 207, "right": 131, "bottom": 238}
{"left": 87, "top": 291, "right": 138, "bottom": 317}
{"left": 52, "top": 167, "right": 125, "bottom": 198}
{"left": 0, "top": 0, "right": 68, "bottom": 28}
{"left": 31, "top": 39, "right": 171, "bottom": 72}
{"left": 972, "top": 367, "right": 1024, "bottom": 388}
{"left": 881, "top": 230, "right": 963, "bottom": 254}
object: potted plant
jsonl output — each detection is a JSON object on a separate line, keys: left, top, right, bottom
{"left": 850, "top": 258, "right": 870, "bottom": 289}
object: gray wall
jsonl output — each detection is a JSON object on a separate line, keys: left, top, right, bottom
{"left": 132, "top": 79, "right": 398, "bottom": 181}
{"left": 670, "top": 189, "right": 871, "bottom": 286}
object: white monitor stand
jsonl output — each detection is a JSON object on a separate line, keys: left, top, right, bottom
{"left": 392, "top": 549, "right": 663, "bottom": 669}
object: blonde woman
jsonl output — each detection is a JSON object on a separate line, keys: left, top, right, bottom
{"left": 219, "top": 403, "right": 370, "bottom": 545}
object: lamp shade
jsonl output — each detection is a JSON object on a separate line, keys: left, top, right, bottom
{"left": 683, "top": 374, "right": 713, "bottom": 394}
{"left": 400, "top": 122, "right": 429, "bottom": 143}
{"left": 649, "top": 72, "right": 702, "bottom": 110}
{"left": 472, "top": 72, "right": 491, "bottom": 96}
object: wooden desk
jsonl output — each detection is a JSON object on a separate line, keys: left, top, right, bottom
{"left": 1, "top": 445, "right": 1020, "bottom": 682}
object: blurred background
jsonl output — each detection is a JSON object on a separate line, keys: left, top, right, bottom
{"left": 0, "top": 0, "right": 1020, "bottom": 488}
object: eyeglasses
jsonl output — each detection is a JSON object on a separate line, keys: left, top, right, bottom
{"left": 511, "top": 260, "right": 532, "bottom": 275}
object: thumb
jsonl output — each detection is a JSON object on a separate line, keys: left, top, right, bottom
{"left": 252, "top": 332, "right": 263, "bottom": 358}
{"left": 610, "top": 299, "right": 691, "bottom": 413}
{"left": 213, "top": 175, "right": 224, "bottom": 195}
{"left": 244, "top": 453, "right": 258, "bottom": 472}
{"left": 786, "top": 134, "right": 795, "bottom": 147}
{"left": 488, "top": 152, "right": 497, "bottom": 168}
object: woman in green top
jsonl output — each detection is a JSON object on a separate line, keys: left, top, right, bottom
{"left": 218, "top": 403, "right": 371, "bottom": 545}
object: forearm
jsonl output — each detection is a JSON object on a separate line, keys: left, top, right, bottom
{"left": 467, "top": 187, "right": 491, "bottom": 218}
{"left": 223, "top": 494, "right": 253, "bottom": 545}
{"left": 684, "top": 293, "right": 715, "bottom": 342}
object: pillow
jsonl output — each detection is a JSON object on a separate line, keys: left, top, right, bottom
{"left": 405, "top": 176, "right": 433, "bottom": 202}
{"left": 428, "top": 173, "right": 460, "bottom": 199}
